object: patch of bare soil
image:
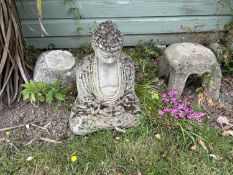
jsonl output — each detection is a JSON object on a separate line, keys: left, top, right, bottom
{"left": 183, "top": 73, "right": 233, "bottom": 127}
{"left": 0, "top": 74, "right": 232, "bottom": 147}
{"left": 207, "top": 73, "right": 233, "bottom": 125}
{"left": 0, "top": 101, "right": 71, "bottom": 146}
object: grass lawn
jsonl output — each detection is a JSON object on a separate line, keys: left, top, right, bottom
{"left": 0, "top": 118, "right": 232, "bottom": 175}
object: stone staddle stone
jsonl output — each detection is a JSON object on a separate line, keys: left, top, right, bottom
{"left": 33, "top": 50, "right": 76, "bottom": 84}
{"left": 159, "top": 42, "right": 222, "bottom": 100}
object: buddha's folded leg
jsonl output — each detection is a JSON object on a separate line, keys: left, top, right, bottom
{"left": 69, "top": 81, "right": 142, "bottom": 135}
{"left": 111, "top": 113, "right": 139, "bottom": 127}
{"left": 69, "top": 99, "right": 140, "bottom": 135}
{"left": 115, "top": 91, "right": 141, "bottom": 118}
{"left": 69, "top": 113, "right": 112, "bottom": 135}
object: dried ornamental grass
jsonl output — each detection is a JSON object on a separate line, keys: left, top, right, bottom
{"left": 0, "top": 0, "right": 28, "bottom": 109}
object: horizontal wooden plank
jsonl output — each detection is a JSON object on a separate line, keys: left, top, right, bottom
{"left": 21, "top": 16, "right": 232, "bottom": 37}
{"left": 24, "top": 32, "right": 222, "bottom": 48}
{"left": 16, "top": 0, "right": 232, "bottom": 19}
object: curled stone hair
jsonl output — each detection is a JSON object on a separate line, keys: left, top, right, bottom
{"left": 91, "top": 21, "right": 124, "bottom": 52}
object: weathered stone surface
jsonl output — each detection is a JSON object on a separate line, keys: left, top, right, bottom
{"left": 159, "top": 42, "right": 222, "bottom": 100}
{"left": 69, "top": 21, "right": 141, "bottom": 135}
{"left": 33, "top": 50, "right": 76, "bottom": 84}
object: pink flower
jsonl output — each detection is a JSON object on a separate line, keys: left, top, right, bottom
{"left": 170, "top": 97, "right": 177, "bottom": 104}
{"left": 171, "top": 108, "right": 178, "bottom": 115}
{"left": 163, "top": 107, "right": 172, "bottom": 113}
{"left": 162, "top": 93, "right": 167, "bottom": 98}
{"left": 196, "top": 112, "right": 205, "bottom": 118}
{"left": 178, "top": 111, "right": 185, "bottom": 118}
{"left": 185, "top": 108, "right": 192, "bottom": 113}
{"left": 187, "top": 113, "right": 195, "bottom": 120}
{"left": 167, "top": 89, "right": 178, "bottom": 96}
{"left": 162, "top": 97, "right": 170, "bottom": 102}
{"left": 160, "top": 89, "right": 205, "bottom": 123}
{"left": 177, "top": 103, "right": 187, "bottom": 110}
{"left": 197, "top": 118, "right": 203, "bottom": 123}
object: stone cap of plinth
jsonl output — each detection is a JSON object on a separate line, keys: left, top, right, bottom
{"left": 165, "top": 42, "right": 217, "bottom": 65}
{"left": 45, "top": 50, "right": 75, "bottom": 71}
{"left": 33, "top": 50, "right": 76, "bottom": 84}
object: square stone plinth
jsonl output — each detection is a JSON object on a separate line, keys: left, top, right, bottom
{"left": 159, "top": 42, "right": 222, "bottom": 100}
{"left": 33, "top": 50, "right": 76, "bottom": 84}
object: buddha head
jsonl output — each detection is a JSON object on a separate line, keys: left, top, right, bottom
{"left": 91, "top": 21, "right": 124, "bottom": 64}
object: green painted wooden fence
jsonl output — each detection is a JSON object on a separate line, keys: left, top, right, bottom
{"left": 16, "top": 0, "right": 233, "bottom": 48}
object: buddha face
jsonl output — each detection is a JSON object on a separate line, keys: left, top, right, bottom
{"left": 95, "top": 47, "right": 122, "bottom": 65}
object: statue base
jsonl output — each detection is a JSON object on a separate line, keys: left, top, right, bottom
{"left": 69, "top": 112, "right": 140, "bottom": 135}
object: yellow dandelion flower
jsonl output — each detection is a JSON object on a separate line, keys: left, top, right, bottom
{"left": 5, "top": 131, "right": 11, "bottom": 136}
{"left": 71, "top": 155, "right": 77, "bottom": 162}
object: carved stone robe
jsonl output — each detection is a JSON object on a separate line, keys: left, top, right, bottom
{"left": 69, "top": 53, "right": 141, "bottom": 135}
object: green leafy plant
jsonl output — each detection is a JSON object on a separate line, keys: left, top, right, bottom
{"left": 214, "top": 1, "right": 233, "bottom": 72}
{"left": 158, "top": 89, "right": 206, "bottom": 144}
{"left": 46, "top": 80, "right": 68, "bottom": 104}
{"left": 22, "top": 81, "right": 46, "bottom": 103}
{"left": 136, "top": 81, "right": 161, "bottom": 119}
{"left": 125, "top": 40, "right": 161, "bottom": 82}
{"left": 22, "top": 80, "right": 68, "bottom": 104}
{"left": 134, "top": 40, "right": 160, "bottom": 60}
{"left": 215, "top": 23, "right": 233, "bottom": 73}
{"left": 136, "top": 80, "right": 206, "bottom": 145}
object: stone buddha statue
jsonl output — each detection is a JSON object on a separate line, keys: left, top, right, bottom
{"left": 69, "top": 21, "right": 141, "bottom": 135}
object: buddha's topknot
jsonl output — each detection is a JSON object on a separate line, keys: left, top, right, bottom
{"left": 91, "top": 21, "right": 124, "bottom": 52}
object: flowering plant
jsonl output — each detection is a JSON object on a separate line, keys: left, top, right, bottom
{"left": 158, "top": 89, "right": 206, "bottom": 143}
{"left": 159, "top": 89, "right": 205, "bottom": 123}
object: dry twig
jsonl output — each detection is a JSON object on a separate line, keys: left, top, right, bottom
{"left": 39, "top": 137, "right": 61, "bottom": 144}
{"left": 0, "top": 120, "right": 45, "bottom": 132}
{"left": 31, "top": 123, "right": 50, "bottom": 135}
